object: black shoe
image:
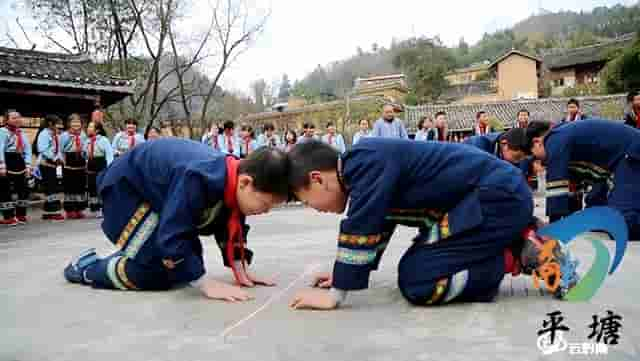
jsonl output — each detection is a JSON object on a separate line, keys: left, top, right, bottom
{"left": 64, "top": 248, "right": 98, "bottom": 285}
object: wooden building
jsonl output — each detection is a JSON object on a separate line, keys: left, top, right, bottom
{"left": 0, "top": 46, "right": 134, "bottom": 139}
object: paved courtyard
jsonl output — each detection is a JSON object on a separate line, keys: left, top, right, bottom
{"left": 1, "top": 205, "right": 639, "bottom": 361}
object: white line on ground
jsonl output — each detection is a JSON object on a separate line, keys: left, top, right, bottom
{"left": 219, "top": 262, "right": 323, "bottom": 338}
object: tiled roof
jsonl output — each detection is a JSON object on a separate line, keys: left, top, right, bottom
{"left": 240, "top": 96, "right": 383, "bottom": 122}
{"left": 542, "top": 34, "right": 635, "bottom": 70}
{"left": 0, "top": 47, "right": 135, "bottom": 93}
{"left": 405, "top": 94, "right": 626, "bottom": 131}
{"left": 489, "top": 50, "right": 542, "bottom": 69}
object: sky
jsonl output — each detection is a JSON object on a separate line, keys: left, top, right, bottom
{"left": 0, "top": 0, "right": 636, "bottom": 95}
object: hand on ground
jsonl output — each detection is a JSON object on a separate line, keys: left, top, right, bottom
{"left": 199, "top": 278, "right": 253, "bottom": 302}
{"left": 311, "top": 272, "right": 332, "bottom": 288}
{"left": 289, "top": 288, "right": 337, "bottom": 310}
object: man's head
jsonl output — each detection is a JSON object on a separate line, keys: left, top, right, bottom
{"left": 240, "top": 125, "right": 253, "bottom": 139}
{"left": 236, "top": 147, "right": 289, "bottom": 216}
{"left": 68, "top": 113, "right": 82, "bottom": 131}
{"left": 476, "top": 111, "right": 489, "bottom": 125}
{"left": 223, "top": 121, "right": 235, "bottom": 135}
{"left": 285, "top": 129, "right": 297, "bottom": 144}
{"left": 499, "top": 128, "right": 529, "bottom": 163}
{"left": 359, "top": 119, "right": 369, "bottom": 131}
{"left": 308, "top": 123, "right": 316, "bottom": 136}
{"left": 326, "top": 122, "right": 336, "bottom": 135}
{"left": 419, "top": 116, "right": 433, "bottom": 130}
{"left": 517, "top": 109, "right": 530, "bottom": 125}
{"left": 287, "top": 141, "right": 347, "bottom": 214}
{"left": 382, "top": 104, "right": 395, "bottom": 122}
{"left": 210, "top": 122, "right": 220, "bottom": 135}
{"left": 525, "top": 121, "right": 553, "bottom": 161}
{"left": 628, "top": 90, "right": 640, "bottom": 110}
{"left": 125, "top": 118, "right": 137, "bottom": 134}
{"left": 263, "top": 123, "right": 275, "bottom": 137}
{"left": 567, "top": 98, "right": 580, "bottom": 116}
{"left": 5, "top": 109, "right": 21, "bottom": 127}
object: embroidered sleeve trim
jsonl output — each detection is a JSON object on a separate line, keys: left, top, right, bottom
{"left": 426, "top": 278, "right": 449, "bottom": 305}
{"left": 546, "top": 180, "right": 569, "bottom": 188}
{"left": 338, "top": 233, "right": 382, "bottom": 246}
{"left": 336, "top": 247, "right": 378, "bottom": 265}
{"left": 116, "top": 203, "right": 151, "bottom": 249}
{"left": 545, "top": 187, "right": 570, "bottom": 198}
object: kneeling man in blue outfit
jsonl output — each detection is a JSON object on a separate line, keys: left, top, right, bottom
{"left": 64, "top": 138, "right": 290, "bottom": 302}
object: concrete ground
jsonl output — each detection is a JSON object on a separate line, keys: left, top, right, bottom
{"left": 1, "top": 205, "right": 639, "bottom": 361}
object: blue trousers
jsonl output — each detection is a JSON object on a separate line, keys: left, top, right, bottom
{"left": 608, "top": 157, "right": 640, "bottom": 240}
{"left": 83, "top": 179, "right": 173, "bottom": 290}
{"left": 397, "top": 182, "right": 533, "bottom": 306}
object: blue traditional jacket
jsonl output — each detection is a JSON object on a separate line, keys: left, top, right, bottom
{"left": 83, "top": 135, "right": 114, "bottom": 165}
{"left": 0, "top": 127, "right": 32, "bottom": 166}
{"left": 322, "top": 133, "right": 346, "bottom": 153}
{"left": 463, "top": 132, "right": 532, "bottom": 176}
{"left": 97, "top": 138, "right": 253, "bottom": 283}
{"left": 112, "top": 131, "right": 145, "bottom": 156}
{"left": 333, "top": 137, "right": 530, "bottom": 291}
{"left": 542, "top": 119, "right": 640, "bottom": 220}
{"left": 36, "top": 129, "right": 63, "bottom": 163}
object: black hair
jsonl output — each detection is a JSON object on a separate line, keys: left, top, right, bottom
{"left": 309, "top": 123, "right": 316, "bottom": 129}
{"left": 628, "top": 90, "right": 639, "bottom": 103}
{"left": 517, "top": 109, "right": 530, "bottom": 116}
{"left": 238, "top": 147, "right": 289, "bottom": 198}
{"left": 5, "top": 108, "right": 19, "bottom": 118}
{"left": 144, "top": 125, "right": 162, "bottom": 140}
{"left": 567, "top": 98, "right": 580, "bottom": 107}
{"left": 476, "top": 111, "right": 486, "bottom": 120}
{"left": 263, "top": 123, "right": 275, "bottom": 132}
{"left": 89, "top": 121, "right": 108, "bottom": 137}
{"left": 241, "top": 124, "right": 252, "bottom": 132}
{"left": 302, "top": 123, "right": 310, "bottom": 129}
{"left": 326, "top": 122, "right": 334, "bottom": 128}
{"left": 435, "top": 111, "right": 446, "bottom": 118}
{"left": 125, "top": 118, "right": 138, "bottom": 126}
{"left": 65, "top": 113, "right": 83, "bottom": 130}
{"left": 418, "top": 116, "right": 431, "bottom": 130}
{"left": 285, "top": 129, "right": 297, "bottom": 144}
{"left": 33, "top": 114, "right": 62, "bottom": 156}
{"left": 500, "top": 128, "right": 529, "bottom": 152}
{"left": 525, "top": 121, "right": 552, "bottom": 151}
{"left": 223, "top": 121, "right": 235, "bottom": 130}
{"left": 287, "top": 140, "right": 339, "bottom": 190}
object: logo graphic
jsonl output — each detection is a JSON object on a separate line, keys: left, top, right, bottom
{"left": 537, "top": 207, "right": 628, "bottom": 301}
{"left": 537, "top": 331, "right": 568, "bottom": 355}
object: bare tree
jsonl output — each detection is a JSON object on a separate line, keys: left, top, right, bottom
{"left": 15, "top": 0, "right": 269, "bottom": 133}
{"left": 198, "top": 0, "right": 269, "bottom": 126}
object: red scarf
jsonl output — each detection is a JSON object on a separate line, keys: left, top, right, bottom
{"left": 6, "top": 124, "right": 23, "bottom": 153}
{"left": 223, "top": 156, "right": 247, "bottom": 285}
{"left": 243, "top": 138, "right": 250, "bottom": 155}
{"left": 225, "top": 132, "right": 233, "bottom": 153}
{"left": 51, "top": 129, "right": 59, "bottom": 155}
{"left": 213, "top": 134, "right": 219, "bottom": 150}
{"left": 71, "top": 129, "right": 82, "bottom": 153}
{"left": 635, "top": 111, "right": 640, "bottom": 129}
{"left": 328, "top": 133, "right": 334, "bottom": 145}
{"left": 478, "top": 123, "right": 487, "bottom": 135}
{"left": 88, "top": 135, "right": 97, "bottom": 160}
{"left": 127, "top": 131, "right": 135, "bottom": 149}
{"left": 437, "top": 127, "right": 445, "bottom": 141}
